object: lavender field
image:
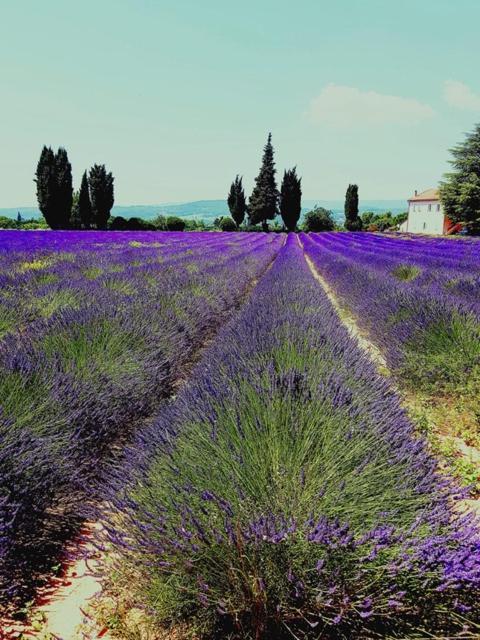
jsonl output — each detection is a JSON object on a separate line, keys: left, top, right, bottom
{"left": 1, "top": 231, "right": 480, "bottom": 638}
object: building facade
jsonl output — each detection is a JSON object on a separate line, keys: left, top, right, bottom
{"left": 401, "top": 188, "right": 452, "bottom": 235}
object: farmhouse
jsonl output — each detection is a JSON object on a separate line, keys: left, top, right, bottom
{"left": 400, "top": 188, "right": 457, "bottom": 235}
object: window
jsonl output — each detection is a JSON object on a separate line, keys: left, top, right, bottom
{"left": 428, "top": 204, "right": 431, "bottom": 211}
{"left": 436, "top": 204, "right": 440, "bottom": 211}
{"left": 423, "top": 222, "right": 426, "bottom": 230}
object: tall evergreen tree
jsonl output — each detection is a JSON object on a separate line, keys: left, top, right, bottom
{"left": 344, "top": 184, "right": 362, "bottom": 231}
{"left": 35, "top": 146, "right": 57, "bottom": 228}
{"left": 440, "top": 123, "right": 480, "bottom": 234}
{"left": 89, "top": 164, "right": 114, "bottom": 229}
{"left": 280, "top": 167, "right": 302, "bottom": 231}
{"left": 54, "top": 147, "right": 73, "bottom": 228}
{"left": 248, "top": 133, "right": 279, "bottom": 231}
{"left": 78, "top": 170, "right": 93, "bottom": 228}
{"left": 227, "top": 175, "right": 247, "bottom": 229}
{"left": 35, "top": 146, "right": 73, "bottom": 229}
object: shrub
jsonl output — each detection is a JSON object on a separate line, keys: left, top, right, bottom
{"left": 303, "top": 207, "right": 335, "bottom": 232}
{"left": 219, "top": 217, "right": 237, "bottom": 231}
{"left": 166, "top": 216, "right": 186, "bottom": 231}
{"left": 109, "top": 216, "right": 129, "bottom": 230}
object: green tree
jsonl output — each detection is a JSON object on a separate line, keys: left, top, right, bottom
{"left": 344, "top": 184, "right": 362, "bottom": 231}
{"left": 166, "top": 216, "right": 186, "bottom": 231}
{"left": 219, "top": 216, "right": 236, "bottom": 231}
{"left": 35, "top": 146, "right": 57, "bottom": 228}
{"left": 55, "top": 147, "right": 73, "bottom": 228}
{"left": 248, "top": 133, "right": 279, "bottom": 231}
{"left": 35, "top": 146, "right": 73, "bottom": 229}
{"left": 440, "top": 125, "right": 480, "bottom": 234}
{"left": 78, "top": 171, "right": 92, "bottom": 229}
{"left": 361, "top": 211, "right": 375, "bottom": 226}
{"left": 70, "top": 190, "right": 81, "bottom": 229}
{"left": 227, "top": 175, "right": 247, "bottom": 229}
{"left": 303, "top": 207, "right": 336, "bottom": 232}
{"left": 89, "top": 164, "right": 114, "bottom": 229}
{"left": 152, "top": 214, "right": 167, "bottom": 230}
{"left": 280, "top": 167, "right": 302, "bottom": 231}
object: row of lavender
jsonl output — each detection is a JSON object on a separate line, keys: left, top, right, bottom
{"left": 308, "top": 232, "right": 480, "bottom": 312}
{"left": 0, "top": 231, "right": 283, "bottom": 612}
{"left": 301, "top": 232, "right": 480, "bottom": 391}
{"left": 101, "top": 235, "right": 480, "bottom": 638}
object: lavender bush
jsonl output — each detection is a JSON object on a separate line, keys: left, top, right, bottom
{"left": 0, "top": 230, "right": 282, "bottom": 612}
{"left": 301, "top": 232, "right": 480, "bottom": 392}
{"left": 102, "top": 234, "right": 480, "bottom": 638}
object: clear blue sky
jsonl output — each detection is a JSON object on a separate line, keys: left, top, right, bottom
{"left": 2, "top": 0, "right": 480, "bottom": 206}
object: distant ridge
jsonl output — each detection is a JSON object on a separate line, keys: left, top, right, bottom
{"left": 1, "top": 199, "right": 406, "bottom": 223}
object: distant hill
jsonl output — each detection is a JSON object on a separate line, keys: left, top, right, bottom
{"left": 1, "top": 199, "right": 407, "bottom": 224}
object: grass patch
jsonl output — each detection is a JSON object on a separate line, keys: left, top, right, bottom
{"left": 391, "top": 263, "right": 421, "bottom": 281}
{"left": 18, "top": 258, "right": 52, "bottom": 272}
{"left": 82, "top": 266, "right": 104, "bottom": 279}
{"left": 34, "top": 289, "right": 79, "bottom": 318}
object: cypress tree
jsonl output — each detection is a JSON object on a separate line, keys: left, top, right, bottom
{"left": 54, "top": 147, "right": 73, "bottom": 228}
{"left": 280, "top": 167, "right": 302, "bottom": 231}
{"left": 35, "top": 146, "right": 57, "bottom": 229}
{"left": 344, "top": 184, "right": 362, "bottom": 231}
{"left": 248, "top": 133, "right": 279, "bottom": 231}
{"left": 89, "top": 164, "right": 114, "bottom": 229}
{"left": 227, "top": 175, "right": 247, "bottom": 229}
{"left": 78, "top": 171, "right": 93, "bottom": 229}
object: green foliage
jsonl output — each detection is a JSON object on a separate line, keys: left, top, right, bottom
{"left": 184, "top": 219, "right": 208, "bottom": 231}
{"left": 227, "top": 175, "right": 247, "bottom": 228}
{"left": 0, "top": 216, "right": 18, "bottom": 229}
{"left": 78, "top": 170, "right": 93, "bottom": 229}
{"left": 152, "top": 214, "right": 167, "bottom": 230}
{"left": 70, "top": 190, "right": 82, "bottom": 229}
{"left": 55, "top": 148, "right": 73, "bottom": 229}
{"left": 35, "top": 146, "right": 73, "bottom": 229}
{"left": 440, "top": 123, "right": 480, "bottom": 234}
{"left": 362, "top": 210, "right": 408, "bottom": 232}
{"left": 89, "top": 164, "right": 115, "bottom": 229}
{"left": 218, "top": 217, "right": 236, "bottom": 231}
{"left": 165, "top": 216, "right": 186, "bottom": 231}
{"left": 279, "top": 167, "right": 302, "bottom": 231}
{"left": 109, "top": 216, "right": 155, "bottom": 230}
{"left": 344, "top": 184, "right": 362, "bottom": 231}
{"left": 248, "top": 133, "right": 279, "bottom": 230}
{"left": 302, "top": 206, "right": 336, "bottom": 232}
{"left": 35, "top": 146, "right": 58, "bottom": 229}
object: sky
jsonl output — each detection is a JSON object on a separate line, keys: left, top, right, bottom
{"left": 2, "top": 0, "right": 480, "bottom": 206}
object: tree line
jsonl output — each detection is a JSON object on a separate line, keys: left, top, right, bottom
{"left": 227, "top": 134, "right": 363, "bottom": 232}
{"left": 35, "top": 146, "right": 114, "bottom": 229}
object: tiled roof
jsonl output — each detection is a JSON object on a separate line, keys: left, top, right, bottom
{"left": 408, "top": 188, "right": 439, "bottom": 202}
